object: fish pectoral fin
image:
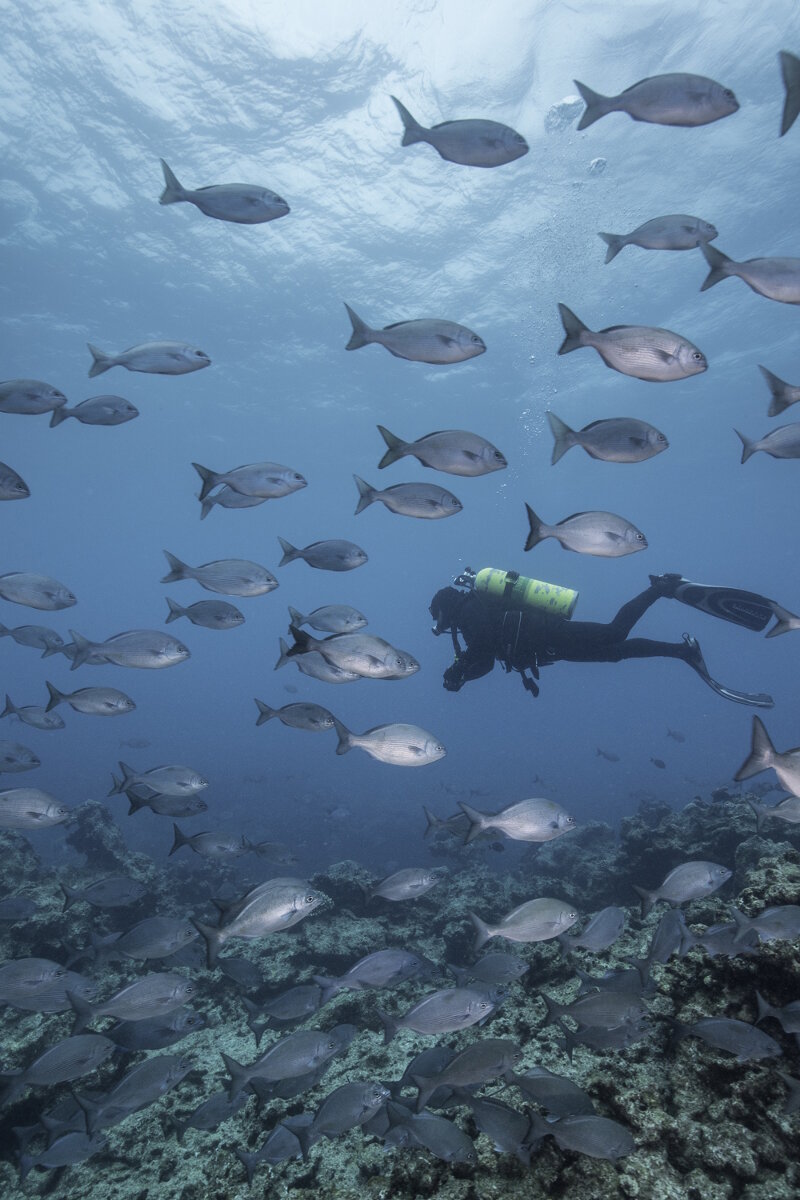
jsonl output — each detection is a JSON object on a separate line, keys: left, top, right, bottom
{"left": 436, "top": 334, "right": 456, "bottom": 346}
{"left": 628, "top": 437, "right": 647, "bottom": 448}
{"left": 604, "top": 531, "right": 624, "bottom": 542}
{"left": 654, "top": 348, "right": 676, "bottom": 364}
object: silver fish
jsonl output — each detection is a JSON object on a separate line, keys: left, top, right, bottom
{"left": 529, "top": 1112, "right": 635, "bottom": 1160}
{"left": 557, "top": 304, "right": 707, "bottom": 382}
{"left": 170, "top": 1088, "right": 250, "bottom": 1141}
{"left": 159, "top": 159, "right": 289, "bottom": 223}
{"left": 193, "top": 878, "right": 326, "bottom": 966}
{"left": 0, "top": 788, "right": 69, "bottom": 829}
{"left": 109, "top": 761, "right": 207, "bottom": 797}
{"left": 525, "top": 504, "right": 647, "bottom": 557}
{"left": 278, "top": 536, "right": 367, "bottom": 572}
{"left": 734, "top": 716, "right": 800, "bottom": 794}
{"left": 333, "top": 720, "right": 446, "bottom": 767}
{"left": 254, "top": 700, "right": 335, "bottom": 731}
{"left": 383, "top": 1101, "right": 477, "bottom": 1163}
{"left": 448, "top": 952, "right": 529, "bottom": 987}
{"left": 471, "top": 897, "right": 578, "bottom": 951}
{"left": 344, "top": 303, "right": 485, "bottom": 365}
{"left": 287, "top": 628, "right": 418, "bottom": 679}
{"left": 297, "top": 1081, "right": 390, "bottom": 1158}
{"left": 748, "top": 794, "right": 800, "bottom": 831}
{"left": 541, "top": 988, "right": 646, "bottom": 1030}
{"left": 759, "top": 365, "right": 800, "bottom": 417}
{"left": 76, "top": 1054, "right": 194, "bottom": 1132}
{"left": 193, "top": 460, "right": 306, "bottom": 500}
{"left": 0, "top": 379, "right": 67, "bottom": 415}
{"left": 0, "top": 1034, "right": 116, "bottom": 1107}
{"left": 0, "top": 462, "right": 30, "bottom": 500}
{"left": 0, "top": 571, "right": 76, "bottom": 610}
{"left": 365, "top": 868, "right": 443, "bottom": 903}
{"left": 87, "top": 340, "right": 210, "bottom": 376}
{"left": 170, "top": 825, "right": 251, "bottom": 860}
{"left": 700, "top": 243, "right": 800, "bottom": 305}
{"left": 287, "top": 604, "right": 367, "bottom": 633}
{"left": 46, "top": 682, "right": 135, "bottom": 716}
{"left": 599, "top": 214, "right": 718, "bottom": 262}
{"left": 61, "top": 875, "right": 147, "bottom": 911}
{"left": 0, "top": 959, "right": 95, "bottom": 1013}
{"left": 0, "top": 740, "right": 40, "bottom": 772}
{"left": 633, "top": 861, "right": 731, "bottom": 917}
{"left": 454, "top": 1095, "right": 531, "bottom": 1166}
{"left": 755, "top": 991, "right": 800, "bottom": 1035}
{"left": 391, "top": 96, "right": 528, "bottom": 167}
{"left": 0, "top": 623, "right": 65, "bottom": 655}
{"left": 96, "top": 917, "right": 198, "bottom": 962}
{"left": 274, "top": 638, "right": 359, "bottom": 683}
{"left": 1, "top": 695, "right": 64, "bottom": 730}
{"left": 353, "top": 475, "right": 462, "bottom": 519}
{"left": 558, "top": 906, "right": 626, "bottom": 953}
{"left": 413, "top": 1038, "right": 520, "bottom": 1112}
{"left": 377, "top": 425, "right": 506, "bottom": 476}
{"left": 548, "top": 412, "right": 668, "bottom": 464}
{"left": 49, "top": 395, "right": 139, "bottom": 427}
{"left": 223, "top": 1030, "right": 341, "bottom": 1099}
{"left": 458, "top": 797, "right": 576, "bottom": 844}
{"left": 165, "top": 597, "right": 244, "bottom": 629}
{"left": 162, "top": 549, "right": 278, "bottom": 596}
{"left": 730, "top": 904, "right": 800, "bottom": 944}
{"left": 510, "top": 1066, "right": 596, "bottom": 1118}
{"left": 779, "top": 50, "right": 800, "bottom": 136}
{"left": 379, "top": 986, "right": 501, "bottom": 1042}
{"left": 575, "top": 73, "right": 738, "bottom": 128}
{"left": 736, "top": 423, "right": 800, "bottom": 463}
{"left": 68, "top": 628, "right": 190, "bottom": 670}
{"left": 19, "top": 1132, "right": 107, "bottom": 1181}
{"left": 199, "top": 486, "right": 267, "bottom": 519}
{"left": 69, "top": 973, "right": 195, "bottom": 1032}
{"left": 313, "top": 949, "right": 426, "bottom": 1003}
{"left": 670, "top": 1015, "right": 781, "bottom": 1062}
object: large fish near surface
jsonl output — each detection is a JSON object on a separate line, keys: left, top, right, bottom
{"left": 50, "top": 395, "right": 139, "bottom": 427}
{"left": 735, "top": 716, "right": 800, "bottom": 795}
{"left": 574, "top": 73, "right": 738, "bottom": 128}
{"left": 87, "top": 340, "right": 211, "bottom": 376}
{"left": 598, "top": 214, "right": 718, "bottom": 263}
{"left": 0, "top": 379, "right": 67, "bottom": 415}
{"left": 67, "top": 629, "right": 190, "bottom": 670}
{"left": 162, "top": 550, "right": 278, "bottom": 596}
{"left": 159, "top": 159, "right": 290, "bottom": 224}
{"left": 353, "top": 476, "right": 462, "bottom": 519}
{"left": 277, "top": 536, "right": 367, "bottom": 572}
{"left": 286, "top": 626, "right": 418, "bottom": 679}
{"left": 192, "top": 460, "right": 307, "bottom": 501}
{"left": 376, "top": 425, "right": 507, "bottom": 476}
{"left": 0, "top": 572, "right": 76, "bottom": 610}
{"left": 557, "top": 304, "right": 707, "bottom": 381}
{"left": 547, "top": 413, "right": 668, "bottom": 464}
{"left": 193, "top": 878, "right": 327, "bottom": 966}
{"left": 343, "top": 303, "right": 486, "bottom": 365}
{"left": 0, "top": 788, "right": 69, "bottom": 829}
{"left": 759, "top": 365, "right": 800, "bottom": 417}
{"left": 390, "top": 96, "right": 528, "bottom": 167}
{"left": 736, "top": 423, "right": 800, "bottom": 463}
{"left": 779, "top": 50, "right": 800, "bottom": 136}
{"left": 700, "top": 243, "right": 800, "bottom": 304}
{"left": 458, "top": 797, "right": 576, "bottom": 844}
{"left": 333, "top": 719, "right": 446, "bottom": 766}
{"left": 524, "top": 504, "right": 647, "bottom": 557}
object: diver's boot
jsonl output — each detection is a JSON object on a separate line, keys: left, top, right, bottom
{"left": 681, "top": 633, "right": 774, "bottom": 708}
{"left": 648, "top": 573, "right": 684, "bottom": 597}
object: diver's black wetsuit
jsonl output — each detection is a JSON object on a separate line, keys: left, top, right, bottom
{"left": 432, "top": 581, "right": 693, "bottom": 697}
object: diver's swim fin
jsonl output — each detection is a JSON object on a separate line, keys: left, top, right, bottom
{"left": 682, "top": 634, "right": 774, "bottom": 708}
{"left": 665, "top": 576, "right": 788, "bottom": 635}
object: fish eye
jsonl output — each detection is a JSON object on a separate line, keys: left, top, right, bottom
{"left": 471, "top": 334, "right": 483, "bottom": 344}
{"left": 723, "top": 89, "right": 736, "bottom": 102}
{"left": 636, "top": 533, "right": 645, "bottom": 541}
{"left": 327, "top": 1039, "right": 337, "bottom": 1049}
{"left": 692, "top": 350, "right": 704, "bottom": 361}
{"left": 305, "top": 894, "right": 316, "bottom": 904}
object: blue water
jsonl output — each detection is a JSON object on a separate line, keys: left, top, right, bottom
{"left": 2, "top": 0, "right": 799, "bottom": 873}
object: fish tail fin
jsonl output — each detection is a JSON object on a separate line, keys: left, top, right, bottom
{"left": 730, "top": 906, "right": 754, "bottom": 944}
{"left": 0, "top": 625, "right": 8, "bottom": 638}
{"left": 169, "top": 1115, "right": 188, "bottom": 1142}
{"left": 343, "top": 303, "right": 373, "bottom": 351}
{"left": 0, "top": 694, "right": 16, "bottom": 719}
{"left": 457, "top": 800, "right": 486, "bottom": 844}
{"left": 779, "top": 50, "right": 800, "bottom": 136}
{"left": 234, "top": 1149, "right": 258, "bottom": 1188}
{"left": 159, "top": 158, "right": 186, "bottom": 204}
{"left": 41, "top": 641, "right": 62, "bottom": 658}
{"left": 469, "top": 910, "right": 492, "bottom": 953}
{"left": 574, "top": 79, "right": 613, "bottom": 129}
{"left": 632, "top": 884, "right": 655, "bottom": 919}
{"left": 49, "top": 406, "right": 70, "bottom": 427}
{"left": 288, "top": 624, "right": 313, "bottom": 655}
{"left": 161, "top": 550, "right": 189, "bottom": 583}
{"left": 377, "top": 1008, "right": 399, "bottom": 1045}
{"left": 221, "top": 1052, "right": 249, "bottom": 1101}
{"left": 755, "top": 989, "right": 774, "bottom": 1024}
{"left": 67, "top": 629, "right": 92, "bottom": 670}
{"left": 540, "top": 992, "right": 564, "bottom": 1028}
{"left": 165, "top": 597, "right": 184, "bottom": 624}
{"left": 295, "top": 1123, "right": 315, "bottom": 1163}
{"left": 87, "top": 343, "right": 114, "bottom": 377}
{"left": 277, "top": 536, "right": 299, "bottom": 567}
{"left": 60, "top": 883, "right": 80, "bottom": 913}
{"left": 699, "top": 242, "right": 732, "bottom": 291}
{"left": 198, "top": 494, "right": 215, "bottom": 520}
{"left": 191, "top": 462, "right": 220, "bottom": 502}
{"left": 766, "top": 602, "right": 800, "bottom": 638}
{"left": 311, "top": 974, "right": 340, "bottom": 1005}
{"left": 254, "top": 699, "right": 276, "bottom": 726}
{"left": 559, "top": 1022, "right": 577, "bottom": 1063}
{"left": 17, "top": 1154, "right": 34, "bottom": 1185}
{"left": 556, "top": 303, "right": 589, "bottom": 354}
{"left": 598, "top": 231, "right": 624, "bottom": 263}
{"left": 333, "top": 717, "right": 353, "bottom": 755}
{"left": 66, "top": 988, "right": 95, "bottom": 1035}
{"left": 734, "top": 715, "right": 775, "bottom": 780}
{"left": 734, "top": 429, "right": 756, "bottom": 464}
{"left": 127, "top": 793, "right": 147, "bottom": 816}
{"left": 169, "top": 823, "right": 189, "bottom": 856}
{"left": 116, "top": 761, "right": 138, "bottom": 792}
{"left": 353, "top": 474, "right": 377, "bottom": 515}
{"left": 546, "top": 411, "right": 577, "bottom": 464}
{"left": 759, "top": 364, "right": 794, "bottom": 417}
{"left": 274, "top": 637, "right": 291, "bottom": 670}
{"left": 412, "top": 1075, "right": 435, "bottom": 1113}
{"left": 287, "top": 605, "right": 306, "bottom": 627}
{"left": 524, "top": 503, "right": 547, "bottom": 552}
{"left": 376, "top": 424, "right": 406, "bottom": 468}
{"left": 390, "top": 95, "right": 427, "bottom": 145}
{"left": 193, "top": 919, "right": 224, "bottom": 968}
{"left": 422, "top": 805, "right": 439, "bottom": 838}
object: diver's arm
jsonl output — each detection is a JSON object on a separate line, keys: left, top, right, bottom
{"left": 442, "top": 647, "right": 495, "bottom": 691}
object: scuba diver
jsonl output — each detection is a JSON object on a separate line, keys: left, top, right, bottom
{"left": 429, "top": 567, "right": 799, "bottom": 707}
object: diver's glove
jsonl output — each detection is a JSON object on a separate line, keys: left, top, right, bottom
{"left": 443, "top": 662, "right": 465, "bottom": 692}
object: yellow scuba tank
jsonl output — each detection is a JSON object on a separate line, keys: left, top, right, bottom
{"left": 474, "top": 567, "right": 579, "bottom": 620}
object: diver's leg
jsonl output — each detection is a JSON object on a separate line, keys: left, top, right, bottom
{"left": 543, "top": 583, "right": 669, "bottom": 655}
